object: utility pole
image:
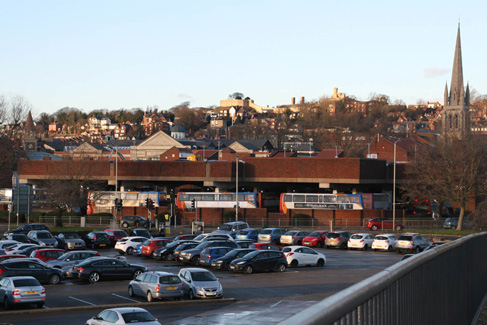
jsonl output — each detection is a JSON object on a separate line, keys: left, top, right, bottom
{"left": 236, "top": 154, "right": 239, "bottom": 221}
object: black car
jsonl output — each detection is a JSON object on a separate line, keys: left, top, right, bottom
{"left": 152, "top": 240, "right": 195, "bottom": 261}
{"left": 211, "top": 248, "right": 256, "bottom": 270}
{"left": 17, "top": 245, "right": 44, "bottom": 257}
{"left": 130, "top": 229, "right": 152, "bottom": 239}
{"left": 3, "top": 224, "right": 50, "bottom": 237}
{"left": 173, "top": 242, "right": 200, "bottom": 261}
{"left": 71, "top": 257, "right": 147, "bottom": 283}
{"left": 5, "top": 234, "right": 33, "bottom": 243}
{"left": 229, "top": 250, "right": 287, "bottom": 274}
{"left": 121, "top": 216, "right": 149, "bottom": 228}
{"left": 0, "top": 259, "right": 63, "bottom": 284}
{"left": 178, "top": 240, "right": 240, "bottom": 265}
{"left": 84, "top": 232, "right": 111, "bottom": 249}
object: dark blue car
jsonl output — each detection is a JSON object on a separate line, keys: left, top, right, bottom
{"left": 236, "top": 228, "right": 260, "bottom": 241}
{"left": 199, "top": 247, "right": 234, "bottom": 266}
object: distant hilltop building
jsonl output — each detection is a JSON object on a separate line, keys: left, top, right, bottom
{"left": 219, "top": 97, "right": 277, "bottom": 114}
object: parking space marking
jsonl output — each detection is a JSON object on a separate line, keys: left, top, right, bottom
{"left": 111, "top": 293, "right": 140, "bottom": 303}
{"left": 69, "top": 296, "right": 96, "bottom": 306}
{"left": 270, "top": 300, "right": 283, "bottom": 308}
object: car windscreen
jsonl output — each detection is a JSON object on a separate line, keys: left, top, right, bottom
{"left": 114, "top": 231, "right": 127, "bottom": 237}
{"left": 284, "top": 231, "right": 297, "bottom": 236}
{"left": 308, "top": 232, "right": 322, "bottom": 237}
{"left": 350, "top": 234, "right": 363, "bottom": 239}
{"left": 142, "top": 240, "right": 151, "bottom": 246}
{"left": 166, "top": 241, "right": 182, "bottom": 248}
{"left": 37, "top": 233, "right": 53, "bottom": 239}
{"left": 193, "top": 234, "right": 206, "bottom": 241}
{"left": 220, "top": 224, "right": 233, "bottom": 231}
{"left": 191, "top": 271, "right": 217, "bottom": 281}
{"left": 260, "top": 230, "right": 272, "bottom": 234}
{"left": 121, "top": 312, "right": 156, "bottom": 323}
{"left": 398, "top": 236, "right": 413, "bottom": 241}
{"left": 327, "top": 233, "right": 340, "bottom": 239}
{"left": 64, "top": 233, "right": 80, "bottom": 239}
{"left": 13, "top": 278, "right": 41, "bottom": 287}
{"left": 375, "top": 236, "right": 388, "bottom": 240}
{"left": 160, "top": 275, "right": 181, "bottom": 284}
{"left": 242, "top": 250, "right": 261, "bottom": 259}
{"left": 195, "top": 242, "right": 211, "bottom": 249}
{"left": 238, "top": 230, "right": 249, "bottom": 235}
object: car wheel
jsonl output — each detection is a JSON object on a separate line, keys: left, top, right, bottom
{"left": 297, "top": 240, "right": 302, "bottom": 245}
{"left": 316, "top": 242, "right": 322, "bottom": 248}
{"left": 371, "top": 225, "right": 378, "bottom": 231}
{"left": 128, "top": 286, "right": 135, "bottom": 297}
{"left": 63, "top": 244, "right": 69, "bottom": 250}
{"left": 133, "top": 270, "right": 143, "bottom": 279}
{"left": 387, "top": 246, "right": 394, "bottom": 252}
{"left": 317, "top": 258, "right": 325, "bottom": 267}
{"left": 277, "top": 264, "right": 286, "bottom": 272}
{"left": 290, "top": 260, "right": 298, "bottom": 268}
{"left": 119, "top": 251, "right": 125, "bottom": 255}
{"left": 362, "top": 245, "right": 368, "bottom": 251}
{"left": 395, "top": 225, "right": 402, "bottom": 231}
{"left": 89, "top": 272, "right": 100, "bottom": 283}
{"left": 48, "top": 274, "right": 61, "bottom": 285}
{"left": 188, "top": 289, "right": 194, "bottom": 300}
{"left": 160, "top": 254, "right": 168, "bottom": 261}
{"left": 4, "top": 297, "right": 11, "bottom": 310}
{"left": 244, "top": 266, "right": 253, "bottom": 274}
{"left": 414, "top": 246, "right": 420, "bottom": 254}
{"left": 340, "top": 243, "right": 347, "bottom": 250}
{"left": 192, "top": 256, "right": 200, "bottom": 266}
{"left": 37, "top": 302, "right": 44, "bottom": 308}
{"left": 127, "top": 247, "right": 134, "bottom": 255}
{"left": 122, "top": 222, "right": 129, "bottom": 228}
{"left": 225, "top": 263, "right": 231, "bottom": 271}
{"left": 147, "top": 291, "right": 153, "bottom": 302}
{"left": 152, "top": 252, "right": 157, "bottom": 259}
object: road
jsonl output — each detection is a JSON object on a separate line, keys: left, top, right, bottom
{"left": 0, "top": 245, "right": 404, "bottom": 324}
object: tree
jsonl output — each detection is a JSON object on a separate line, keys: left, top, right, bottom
{"left": 228, "top": 92, "right": 244, "bottom": 100}
{"left": 402, "top": 135, "right": 487, "bottom": 230}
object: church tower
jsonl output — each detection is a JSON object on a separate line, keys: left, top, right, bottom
{"left": 442, "top": 24, "right": 470, "bottom": 139}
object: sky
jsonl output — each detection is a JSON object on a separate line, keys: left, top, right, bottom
{"left": 1, "top": 0, "right": 487, "bottom": 116}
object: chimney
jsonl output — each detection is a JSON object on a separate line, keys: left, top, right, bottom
{"left": 300, "top": 96, "right": 305, "bottom": 104}
{"left": 291, "top": 97, "right": 295, "bottom": 105}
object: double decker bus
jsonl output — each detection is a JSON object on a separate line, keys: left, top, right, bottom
{"left": 87, "top": 191, "right": 167, "bottom": 215}
{"left": 176, "top": 192, "right": 261, "bottom": 211}
{"left": 279, "top": 193, "right": 364, "bottom": 213}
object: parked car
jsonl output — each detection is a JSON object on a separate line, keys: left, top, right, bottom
{"left": 347, "top": 233, "right": 375, "bottom": 251}
{"left": 282, "top": 246, "right": 326, "bottom": 267}
{"left": 55, "top": 232, "right": 86, "bottom": 250}
{"left": 280, "top": 230, "right": 309, "bottom": 246}
{"left": 172, "top": 234, "right": 197, "bottom": 241}
{"left": 46, "top": 250, "right": 101, "bottom": 278}
{"left": 173, "top": 242, "right": 200, "bottom": 262}
{"left": 72, "top": 257, "right": 147, "bottom": 283}
{"left": 84, "top": 231, "right": 111, "bottom": 249}
{"left": 199, "top": 246, "right": 234, "bottom": 267}
{"left": 235, "top": 228, "right": 260, "bottom": 241}
{"left": 121, "top": 215, "right": 149, "bottom": 228}
{"left": 128, "top": 271, "right": 183, "bottom": 302}
{"left": 235, "top": 239, "right": 254, "bottom": 248}
{"left": 325, "top": 231, "right": 352, "bottom": 249}
{"left": 6, "top": 243, "right": 38, "bottom": 255}
{"left": 443, "top": 218, "right": 470, "bottom": 229}
{"left": 141, "top": 238, "right": 172, "bottom": 258}
{"left": 27, "top": 230, "right": 59, "bottom": 247}
{"left": 249, "top": 243, "right": 282, "bottom": 251}
{"left": 5, "top": 234, "right": 33, "bottom": 243}
{"left": 302, "top": 231, "right": 328, "bottom": 248}
{"left": 179, "top": 240, "right": 239, "bottom": 265}
{"left": 115, "top": 236, "right": 147, "bottom": 255}
{"left": 0, "top": 240, "right": 22, "bottom": 251}
{"left": 3, "top": 224, "right": 49, "bottom": 237}
{"left": 395, "top": 234, "right": 431, "bottom": 254}
{"left": 366, "top": 218, "right": 405, "bottom": 231}
{"left": 16, "top": 245, "right": 44, "bottom": 258}
{"left": 0, "top": 259, "right": 63, "bottom": 284}
{"left": 211, "top": 248, "right": 256, "bottom": 270}
{"left": 258, "top": 228, "right": 287, "bottom": 244}
{"left": 424, "top": 241, "right": 449, "bottom": 252}
{"left": 193, "top": 233, "right": 235, "bottom": 242}
{"left": 229, "top": 250, "right": 287, "bottom": 274}
{"left": 0, "top": 254, "right": 27, "bottom": 263}
{"left": 130, "top": 228, "right": 152, "bottom": 239}
{"left": 0, "top": 276, "right": 46, "bottom": 309}
{"left": 212, "top": 221, "right": 250, "bottom": 238}
{"left": 86, "top": 307, "right": 161, "bottom": 325}
{"left": 104, "top": 229, "right": 128, "bottom": 247}
{"left": 30, "top": 248, "right": 66, "bottom": 262}
{"left": 152, "top": 240, "right": 194, "bottom": 261}
{"left": 178, "top": 268, "right": 223, "bottom": 299}
{"left": 372, "top": 234, "right": 398, "bottom": 252}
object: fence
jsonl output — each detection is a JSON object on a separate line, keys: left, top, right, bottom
{"left": 279, "top": 232, "right": 487, "bottom": 325}
{"left": 28, "top": 215, "right": 113, "bottom": 227}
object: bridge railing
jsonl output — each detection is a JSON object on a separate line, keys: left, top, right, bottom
{"left": 279, "top": 232, "right": 487, "bottom": 325}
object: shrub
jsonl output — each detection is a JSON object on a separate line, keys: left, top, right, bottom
{"left": 291, "top": 213, "right": 312, "bottom": 227}
{"left": 223, "top": 211, "right": 237, "bottom": 223}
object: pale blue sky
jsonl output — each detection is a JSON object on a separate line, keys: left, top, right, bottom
{"left": 1, "top": 0, "right": 486, "bottom": 116}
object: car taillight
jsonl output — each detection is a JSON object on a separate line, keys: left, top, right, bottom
{"left": 208, "top": 255, "right": 211, "bottom": 259}
{"left": 386, "top": 240, "right": 389, "bottom": 243}
{"left": 291, "top": 237, "right": 295, "bottom": 240}
{"left": 156, "top": 285, "right": 160, "bottom": 291}
{"left": 287, "top": 253, "right": 294, "bottom": 257}
{"left": 41, "top": 288, "right": 46, "bottom": 294}
{"left": 6, "top": 248, "right": 13, "bottom": 251}
{"left": 13, "top": 289, "right": 20, "bottom": 296}
{"left": 182, "top": 284, "right": 184, "bottom": 290}
{"left": 94, "top": 235, "right": 97, "bottom": 240}
{"left": 269, "top": 235, "right": 273, "bottom": 238}
{"left": 411, "top": 240, "right": 414, "bottom": 246}
{"left": 360, "top": 240, "right": 364, "bottom": 243}
{"left": 77, "top": 267, "right": 84, "bottom": 272}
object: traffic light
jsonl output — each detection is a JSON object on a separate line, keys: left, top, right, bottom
{"left": 148, "top": 199, "right": 155, "bottom": 210}
{"left": 114, "top": 198, "right": 119, "bottom": 211}
{"left": 114, "top": 198, "right": 123, "bottom": 211}
{"left": 145, "top": 198, "right": 150, "bottom": 208}
{"left": 191, "top": 199, "right": 195, "bottom": 210}
{"left": 118, "top": 199, "right": 123, "bottom": 210}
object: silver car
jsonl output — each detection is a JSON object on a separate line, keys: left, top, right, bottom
{"left": 128, "top": 271, "right": 183, "bottom": 302}
{"left": 0, "top": 276, "right": 45, "bottom": 309}
{"left": 46, "top": 250, "right": 100, "bottom": 277}
{"left": 178, "top": 268, "right": 223, "bottom": 299}
{"left": 27, "top": 230, "right": 58, "bottom": 247}
{"left": 86, "top": 307, "right": 161, "bottom": 325}
{"left": 395, "top": 234, "right": 431, "bottom": 254}
{"left": 56, "top": 232, "right": 86, "bottom": 250}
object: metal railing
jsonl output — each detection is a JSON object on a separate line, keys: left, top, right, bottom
{"left": 279, "top": 232, "right": 487, "bottom": 325}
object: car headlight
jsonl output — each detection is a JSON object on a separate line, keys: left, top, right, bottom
{"left": 159, "top": 249, "right": 166, "bottom": 254}
{"left": 237, "top": 261, "right": 246, "bottom": 265}
{"left": 40, "top": 242, "right": 46, "bottom": 246}
{"left": 195, "top": 286, "right": 202, "bottom": 291}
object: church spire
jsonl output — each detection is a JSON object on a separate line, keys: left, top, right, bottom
{"left": 450, "top": 24, "right": 464, "bottom": 106}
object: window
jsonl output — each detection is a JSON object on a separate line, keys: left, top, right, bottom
{"left": 306, "top": 195, "right": 319, "bottom": 203}
{"left": 106, "top": 311, "right": 119, "bottom": 323}
{"left": 137, "top": 274, "right": 147, "bottom": 282}
{"left": 283, "top": 195, "right": 292, "bottom": 202}
{"left": 293, "top": 195, "right": 305, "bottom": 203}
{"left": 97, "top": 310, "right": 111, "bottom": 321}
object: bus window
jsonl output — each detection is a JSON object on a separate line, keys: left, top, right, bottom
{"left": 306, "top": 195, "right": 319, "bottom": 203}
{"left": 202, "top": 194, "right": 215, "bottom": 201}
{"left": 294, "top": 195, "right": 305, "bottom": 202}
{"left": 323, "top": 195, "right": 337, "bottom": 203}
{"left": 283, "top": 195, "right": 293, "bottom": 202}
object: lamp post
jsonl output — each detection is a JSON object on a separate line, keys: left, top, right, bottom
{"left": 393, "top": 140, "right": 398, "bottom": 231}
{"left": 235, "top": 153, "right": 239, "bottom": 222}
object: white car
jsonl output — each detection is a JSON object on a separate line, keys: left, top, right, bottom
{"left": 114, "top": 236, "right": 147, "bottom": 255}
{"left": 282, "top": 246, "right": 326, "bottom": 267}
{"left": 6, "top": 243, "right": 38, "bottom": 255}
{"left": 372, "top": 234, "right": 398, "bottom": 252}
{"left": 0, "top": 240, "right": 21, "bottom": 251}
{"left": 178, "top": 268, "right": 223, "bottom": 299}
{"left": 86, "top": 307, "right": 161, "bottom": 325}
{"left": 347, "top": 233, "right": 375, "bottom": 251}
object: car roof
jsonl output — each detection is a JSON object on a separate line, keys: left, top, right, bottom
{"left": 351, "top": 233, "right": 373, "bottom": 236}
{"left": 181, "top": 267, "right": 211, "bottom": 273}
{"left": 5, "top": 276, "right": 41, "bottom": 281}
{"left": 106, "top": 307, "right": 150, "bottom": 313}
{"left": 144, "top": 271, "right": 177, "bottom": 276}
{"left": 286, "top": 245, "right": 314, "bottom": 250}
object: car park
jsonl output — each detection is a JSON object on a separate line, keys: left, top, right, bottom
{"left": 178, "top": 268, "right": 223, "bottom": 299}
{"left": 5, "top": 234, "right": 33, "bottom": 243}
{"left": 179, "top": 240, "right": 239, "bottom": 265}
{"left": 0, "top": 276, "right": 46, "bottom": 309}
{"left": 302, "top": 231, "right": 328, "bottom": 248}
{"left": 249, "top": 242, "right": 282, "bottom": 251}
{"left": 86, "top": 307, "right": 161, "bottom": 325}
{"left": 3, "top": 224, "right": 50, "bottom": 237}
{"left": 325, "top": 231, "right": 352, "bottom": 249}
{"left": 27, "top": 230, "right": 59, "bottom": 247}
{"left": 46, "top": 250, "right": 101, "bottom": 277}
{"left": 152, "top": 240, "right": 194, "bottom": 261}
{"left": 236, "top": 228, "right": 260, "bottom": 241}
{"left": 366, "top": 218, "right": 405, "bottom": 231}
{"left": 229, "top": 250, "right": 287, "bottom": 274}
{"left": 211, "top": 248, "right": 256, "bottom": 270}
{"left": 29, "top": 248, "right": 66, "bottom": 262}
{"left": 372, "top": 234, "right": 398, "bottom": 252}
{"left": 0, "top": 259, "right": 63, "bottom": 284}
{"left": 128, "top": 271, "right": 183, "bottom": 301}
{"left": 347, "top": 233, "right": 375, "bottom": 251}
{"left": 72, "top": 257, "right": 147, "bottom": 283}
{"left": 212, "top": 221, "right": 250, "bottom": 238}
{"left": 141, "top": 238, "right": 172, "bottom": 258}
{"left": 395, "top": 234, "right": 431, "bottom": 254}
{"left": 104, "top": 229, "right": 128, "bottom": 247}
{"left": 130, "top": 228, "right": 152, "bottom": 239}
{"left": 282, "top": 246, "right": 326, "bottom": 267}
{"left": 84, "top": 231, "right": 111, "bottom": 249}
{"left": 199, "top": 246, "right": 234, "bottom": 266}
{"left": 280, "top": 230, "right": 309, "bottom": 246}
{"left": 115, "top": 236, "right": 147, "bottom": 255}
{"left": 173, "top": 242, "right": 200, "bottom": 261}
{"left": 55, "top": 232, "right": 86, "bottom": 250}
{"left": 121, "top": 215, "right": 149, "bottom": 228}
{"left": 258, "top": 228, "right": 287, "bottom": 244}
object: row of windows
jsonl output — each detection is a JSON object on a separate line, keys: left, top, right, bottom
{"left": 283, "top": 194, "right": 361, "bottom": 204}
{"left": 179, "top": 194, "right": 257, "bottom": 202}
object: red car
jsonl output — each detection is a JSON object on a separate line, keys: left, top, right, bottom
{"left": 104, "top": 229, "right": 128, "bottom": 247}
{"left": 303, "top": 231, "right": 329, "bottom": 248}
{"left": 29, "top": 248, "right": 66, "bottom": 262}
{"left": 0, "top": 254, "right": 27, "bottom": 263}
{"left": 366, "top": 218, "right": 405, "bottom": 231}
{"left": 141, "top": 238, "right": 172, "bottom": 258}
{"left": 249, "top": 243, "right": 282, "bottom": 251}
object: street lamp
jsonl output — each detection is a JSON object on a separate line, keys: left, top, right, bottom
{"left": 392, "top": 140, "right": 399, "bottom": 231}
{"left": 235, "top": 153, "right": 239, "bottom": 221}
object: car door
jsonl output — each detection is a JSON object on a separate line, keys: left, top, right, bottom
{"left": 28, "top": 262, "right": 49, "bottom": 283}
{"left": 111, "top": 260, "right": 130, "bottom": 278}
{"left": 302, "top": 247, "right": 319, "bottom": 265}
{"left": 0, "top": 278, "right": 9, "bottom": 301}
{"left": 253, "top": 252, "right": 269, "bottom": 271}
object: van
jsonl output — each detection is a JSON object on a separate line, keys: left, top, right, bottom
{"left": 212, "top": 221, "right": 250, "bottom": 238}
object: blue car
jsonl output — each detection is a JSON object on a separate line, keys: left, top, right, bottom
{"left": 134, "top": 244, "right": 143, "bottom": 256}
{"left": 199, "top": 247, "right": 234, "bottom": 266}
{"left": 236, "top": 228, "right": 260, "bottom": 242}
